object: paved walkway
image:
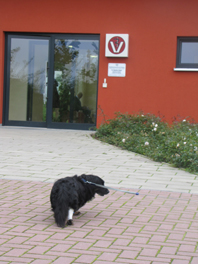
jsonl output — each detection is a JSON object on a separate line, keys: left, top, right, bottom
{"left": 0, "top": 126, "right": 198, "bottom": 264}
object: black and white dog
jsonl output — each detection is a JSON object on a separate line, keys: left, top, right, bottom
{"left": 50, "top": 174, "right": 109, "bottom": 227}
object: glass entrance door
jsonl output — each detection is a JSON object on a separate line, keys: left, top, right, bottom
{"left": 6, "top": 36, "right": 49, "bottom": 126}
{"left": 52, "top": 37, "right": 99, "bottom": 126}
{"left": 4, "top": 34, "right": 99, "bottom": 129}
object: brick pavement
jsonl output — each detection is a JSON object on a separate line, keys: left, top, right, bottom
{"left": 0, "top": 179, "right": 198, "bottom": 264}
{"left": 0, "top": 126, "right": 198, "bottom": 263}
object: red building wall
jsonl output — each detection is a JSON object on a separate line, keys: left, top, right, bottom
{"left": 0, "top": 0, "right": 198, "bottom": 125}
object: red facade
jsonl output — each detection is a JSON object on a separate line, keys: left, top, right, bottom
{"left": 1, "top": 0, "right": 198, "bottom": 127}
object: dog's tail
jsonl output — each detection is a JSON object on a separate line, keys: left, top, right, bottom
{"left": 53, "top": 186, "right": 69, "bottom": 228}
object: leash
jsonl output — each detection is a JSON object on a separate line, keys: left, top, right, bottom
{"left": 81, "top": 179, "right": 198, "bottom": 202}
{"left": 82, "top": 178, "right": 139, "bottom": 195}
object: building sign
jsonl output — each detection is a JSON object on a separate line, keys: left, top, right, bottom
{"left": 108, "top": 63, "right": 126, "bottom": 77}
{"left": 105, "top": 34, "right": 129, "bottom": 57}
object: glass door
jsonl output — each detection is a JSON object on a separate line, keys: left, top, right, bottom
{"left": 4, "top": 34, "right": 99, "bottom": 129}
{"left": 51, "top": 36, "right": 99, "bottom": 127}
{"left": 4, "top": 36, "right": 49, "bottom": 126}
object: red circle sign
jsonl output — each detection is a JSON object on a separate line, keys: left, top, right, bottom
{"left": 108, "top": 36, "right": 126, "bottom": 54}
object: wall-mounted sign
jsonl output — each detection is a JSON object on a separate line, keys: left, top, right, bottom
{"left": 108, "top": 63, "right": 126, "bottom": 77}
{"left": 105, "top": 34, "right": 129, "bottom": 57}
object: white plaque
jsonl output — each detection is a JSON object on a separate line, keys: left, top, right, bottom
{"left": 108, "top": 63, "right": 126, "bottom": 77}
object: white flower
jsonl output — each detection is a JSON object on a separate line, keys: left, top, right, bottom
{"left": 183, "top": 119, "right": 186, "bottom": 122}
{"left": 176, "top": 143, "right": 180, "bottom": 147}
{"left": 145, "top": 142, "right": 149, "bottom": 146}
{"left": 122, "top": 138, "right": 126, "bottom": 143}
{"left": 152, "top": 122, "right": 155, "bottom": 126}
{"left": 184, "top": 142, "right": 186, "bottom": 145}
{"left": 141, "top": 114, "right": 144, "bottom": 117}
{"left": 183, "top": 137, "right": 186, "bottom": 140}
{"left": 194, "top": 146, "right": 197, "bottom": 151}
{"left": 153, "top": 128, "right": 157, "bottom": 131}
{"left": 155, "top": 124, "right": 158, "bottom": 127}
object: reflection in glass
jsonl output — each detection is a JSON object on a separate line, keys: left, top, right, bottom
{"left": 53, "top": 38, "right": 99, "bottom": 124}
{"left": 181, "top": 42, "right": 198, "bottom": 64}
{"left": 8, "top": 38, "right": 49, "bottom": 121}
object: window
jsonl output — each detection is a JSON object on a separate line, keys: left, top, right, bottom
{"left": 176, "top": 37, "right": 198, "bottom": 69}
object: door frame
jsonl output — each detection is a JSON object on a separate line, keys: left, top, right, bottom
{"left": 3, "top": 33, "right": 100, "bottom": 130}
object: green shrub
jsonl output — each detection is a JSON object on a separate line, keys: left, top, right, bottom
{"left": 93, "top": 112, "right": 198, "bottom": 174}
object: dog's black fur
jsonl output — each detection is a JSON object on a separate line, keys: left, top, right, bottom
{"left": 50, "top": 174, "right": 109, "bottom": 227}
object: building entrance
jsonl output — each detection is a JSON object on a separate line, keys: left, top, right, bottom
{"left": 3, "top": 34, "right": 99, "bottom": 130}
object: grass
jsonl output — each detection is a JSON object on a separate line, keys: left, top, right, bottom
{"left": 93, "top": 112, "right": 198, "bottom": 174}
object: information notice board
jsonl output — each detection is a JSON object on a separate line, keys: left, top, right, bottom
{"left": 108, "top": 63, "right": 126, "bottom": 77}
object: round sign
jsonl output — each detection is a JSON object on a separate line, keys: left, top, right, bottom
{"left": 108, "top": 36, "right": 126, "bottom": 54}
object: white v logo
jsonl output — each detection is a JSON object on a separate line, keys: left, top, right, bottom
{"left": 110, "top": 41, "right": 124, "bottom": 53}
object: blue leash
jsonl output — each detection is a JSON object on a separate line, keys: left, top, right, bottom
{"left": 82, "top": 178, "right": 139, "bottom": 195}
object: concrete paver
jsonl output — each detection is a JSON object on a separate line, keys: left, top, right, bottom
{"left": 0, "top": 126, "right": 197, "bottom": 193}
{"left": 0, "top": 126, "right": 198, "bottom": 263}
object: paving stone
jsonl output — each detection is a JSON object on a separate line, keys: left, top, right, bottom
{"left": 0, "top": 127, "right": 198, "bottom": 263}
{"left": 1, "top": 127, "right": 197, "bottom": 194}
{"left": 97, "top": 252, "right": 118, "bottom": 261}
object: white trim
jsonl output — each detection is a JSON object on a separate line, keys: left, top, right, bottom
{"left": 174, "top": 68, "right": 198, "bottom": 72}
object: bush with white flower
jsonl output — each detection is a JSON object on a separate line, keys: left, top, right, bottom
{"left": 93, "top": 112, "right": 198, "bottom": 173}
